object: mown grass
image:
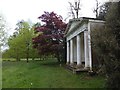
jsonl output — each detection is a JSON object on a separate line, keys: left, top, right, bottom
{"left": 2, "top": 59, "right": 105, "bottom": 88}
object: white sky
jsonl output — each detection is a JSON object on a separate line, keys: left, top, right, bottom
{"left": 0, "top": 0, "right": 107, "bottom": 35}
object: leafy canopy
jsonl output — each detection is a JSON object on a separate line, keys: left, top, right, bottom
{"left": 4, "top": 20, "right": 39, "bottom": 61}
{"left": 32, "top": 12, "right": 67, "bottom": 61}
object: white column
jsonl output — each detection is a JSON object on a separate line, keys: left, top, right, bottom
{"left": 88, "top": 22, "right": 92, "bottom": 71}
{"left": 88, "top": 34, "right": 92, "bottom": 70}
{"left": 77, "top": 35, "right": 81, "bottom": 65}
{"left": 67, "top": 41, "right": 70, "bottom": 64}
{"left": 84, "top": 31, "right": 89, "bottom": 68}
{"left": 70, "top": 39, "right": 73, "bottom": 64}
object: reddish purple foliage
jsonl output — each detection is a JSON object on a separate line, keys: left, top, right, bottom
{"left": 32, "top": 11, "right": 67, "bottom": 56}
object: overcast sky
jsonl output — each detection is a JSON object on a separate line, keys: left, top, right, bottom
{"left": 0, "top": 0, "right": 107, "bottom": 34}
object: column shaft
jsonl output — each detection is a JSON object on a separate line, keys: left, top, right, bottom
{"left": 77, "top": 35, "right": 81, "bottom": 65}
{"left": 70, "top": 39, "right": 73, "bottom": 64}
{"left": 88, "top": 32, "right": 92, "bottom": 70}
{"left": 84, "top": 31, "right": 89, "bottom": 68}
{"left": 67, "top": 41, "right": 69, "bottom": 63}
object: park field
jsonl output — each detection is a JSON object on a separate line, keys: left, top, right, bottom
{"left": 2, "top": 59, "right": 105, "bottom": 88}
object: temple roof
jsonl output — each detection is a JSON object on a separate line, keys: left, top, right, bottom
{"left": 64, "top": 17, "right": 104, "bottom": 37}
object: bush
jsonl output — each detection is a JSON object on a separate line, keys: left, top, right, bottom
{"left": 106, "top": 73, "right": 120, "bottom": 89}
{"left": 91, "top": 2, "right": 120, "bottom": 88}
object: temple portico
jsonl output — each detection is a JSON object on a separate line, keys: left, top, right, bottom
{"left": 66, "top": 30, "right": 90, "bottom": 70}
{"left": 65, "top": 17, "right": 104, "bottom": 71}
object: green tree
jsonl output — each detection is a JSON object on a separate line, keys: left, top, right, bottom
{"left": 7, "top": 34, "right": 23, "bottom": 61}
{"left": 6, "top": 20, "right": 39, "bottom": 62}
{"left": 91, "top": 2, "right": 120, "bottom": 88}
{"left": 104, "top": 2, "right": 120, "bottom": 88}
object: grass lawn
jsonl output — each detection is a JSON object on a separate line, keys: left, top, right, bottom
{"left": 2, "top": 59, "right": 105, "bottom": 88}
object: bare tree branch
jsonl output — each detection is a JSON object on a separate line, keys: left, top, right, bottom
{"left": 93, "top": 0, "right": 101, "bottom": 18}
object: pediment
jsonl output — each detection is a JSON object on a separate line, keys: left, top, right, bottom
{"left": 64, "top": 18, "right": 84, "bottom": 37}
{"left": 67, "top": 21, "right": 80, "bottom": 34}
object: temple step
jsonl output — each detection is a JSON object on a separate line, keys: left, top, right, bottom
{"left": 65, "top": 64, "right": 89, "bottom": 74}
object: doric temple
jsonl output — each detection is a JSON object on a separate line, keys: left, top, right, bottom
{"left": 64, "top": 17, "right": 104, "bottom": 72}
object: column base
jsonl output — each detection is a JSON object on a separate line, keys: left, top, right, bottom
{"left": 84, "top": 67, "right": 90, "bottom": 70}
{"left": 66, "top": 62, "right": 70, "bottom": 65}
{"left": 70, "top": 63, "right": 75, "bottom": 67}
{"left": 76, "top": 64, "right": 83, "bottom": 69}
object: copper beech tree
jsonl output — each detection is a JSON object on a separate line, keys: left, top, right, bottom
{"left": 32, "top": 12, "right": 67, "bottom": 62}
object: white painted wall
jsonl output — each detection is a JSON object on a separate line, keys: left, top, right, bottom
{"left": 79, "top": 33, "right": 84, "bottom": 62}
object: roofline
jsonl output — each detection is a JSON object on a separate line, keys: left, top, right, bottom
{"left": 68, "top": 17, "right": 104, "bottom": 22}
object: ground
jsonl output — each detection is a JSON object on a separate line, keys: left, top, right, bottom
{"left": 2, "top": 59, "right": 105, "bottom": 88}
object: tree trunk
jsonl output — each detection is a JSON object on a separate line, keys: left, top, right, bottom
{"left": 26, "top": 49, "right": 29, "bottom": 63}
{"left": 16, "top": 52, "right": 20, "bottom": 61}
{"left": 26, "top": 57, "right": 28, "bottom": 63}
{"left": 56, "top": 52, "right": 60, "bottom": 63}
{"left": 26, "top": 52, "right": 29, "bottom": 63}
{"left": 26, "top": 46, "right": 29, "bottom": 63}
{"left": 32, "top": 57, "right": 34, "bottom": 61}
